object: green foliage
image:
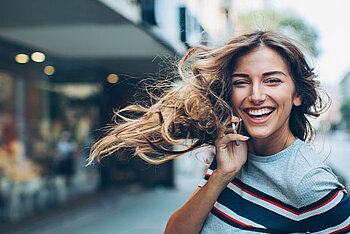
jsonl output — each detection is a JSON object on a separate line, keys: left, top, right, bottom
{"left": 237, "top": 9, "right": 319, "bottom": 56}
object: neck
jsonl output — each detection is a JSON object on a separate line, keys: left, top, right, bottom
{"left": 247, "top": 130, "right": 296, "bottom": 156}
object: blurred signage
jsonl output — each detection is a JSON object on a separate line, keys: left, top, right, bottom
{"left": 52, "top": 83, "right": 101, "bottom": 99}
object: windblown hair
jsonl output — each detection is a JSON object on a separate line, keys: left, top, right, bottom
{"left": 88, "top": 30, "right": 327, "bottom": 165}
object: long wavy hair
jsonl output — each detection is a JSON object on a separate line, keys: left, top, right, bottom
{"left": 88, "top": 30, "right": 327, "bottom": 165}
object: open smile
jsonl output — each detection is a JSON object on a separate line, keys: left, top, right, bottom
{"left": 244, "top": 107, "right": 275, "bottom": 120}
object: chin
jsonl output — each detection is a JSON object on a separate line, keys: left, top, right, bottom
{"left": 249, "top": 134, "right": 270, "bottom": 140}
{"left": 246, "top": 129, "right": 271, "bottom": 140}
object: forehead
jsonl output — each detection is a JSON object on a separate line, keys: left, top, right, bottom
{"left": 233, "top": 46, "right": 289, "bottom": 74}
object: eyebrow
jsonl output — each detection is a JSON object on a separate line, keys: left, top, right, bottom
{"left": 232, "top": 71, "right": 287, "bottom": 78}
{"left": 262, "top": 71, "right": 287, "bottom": 77}
{"left": 232, "top": 73, "right": 249, "bottom": 78}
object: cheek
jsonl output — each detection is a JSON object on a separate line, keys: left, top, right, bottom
{"left": 270, "top": 87, "right": 295, "bottom": 105}
{"left": 278, "top": 94, "right": 297, "bottom": 110}
{"left": 230, "top": 89, "right": 245, "bottom": 110}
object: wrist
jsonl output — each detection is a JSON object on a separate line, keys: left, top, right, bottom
{"left": 210, "top": 169, "right": 238, "bottom": 188}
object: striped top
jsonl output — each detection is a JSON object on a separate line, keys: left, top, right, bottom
{"left": 199, "top": 139, "right": 350, "bottom": 233}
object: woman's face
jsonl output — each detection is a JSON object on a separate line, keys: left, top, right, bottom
{"left": 230, "top": 46, "right": 301, "bottom": 141}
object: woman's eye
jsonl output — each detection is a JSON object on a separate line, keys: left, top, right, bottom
{"left": 265, "top": 78, "right": 281, "bottom": 84}
{"left": 232, "top": 80, "right": 248, "bottom": 86}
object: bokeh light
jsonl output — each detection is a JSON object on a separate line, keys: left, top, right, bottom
{"left": 15, "top": 53, "right": 29, "bottom": 63}
{"left": 31, "top": 52, "right": 46, "bottom": 62}
{"left": 107, "top": 74, "right": 119, "bottom": 83}
{"left": 44, "top": 65, "right": 55, "bottom": 75}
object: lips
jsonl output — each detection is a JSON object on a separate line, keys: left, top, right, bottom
{"left": 244, "top": 107, "right": 275, "bottom": 120}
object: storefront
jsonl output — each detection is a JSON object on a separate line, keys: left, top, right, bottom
{"left": 0, "top": 39, "right": 101, "bottom": 221}
{"left": 0, "top": 71, "right": 40, "bottom": 182}
{"left": 0, "top": 34, "right": 174, "bottom": 222}
{"left": 0, "top": 0, "right": 177, "bottom": 222}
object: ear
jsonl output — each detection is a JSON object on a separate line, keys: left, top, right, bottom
{"left": 293, "top": 95, "right": 302, "bottom": 106}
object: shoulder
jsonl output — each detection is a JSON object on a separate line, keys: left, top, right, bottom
{"left": 295, "top": 166, "right": 344, "bottom": 202}
{"left": 287, "top": 139, "right": 330, "bottom": 179}
{"left": 281, "top": 139, "right": 324, "bottom": 183}
{"left": 294, "top": 140, "right": 344, "bottom": 206}
{"left": 284, "top": 140, "right": 344, "bottom": 206}
{"left": 297, "top": 140, "right": 326, "bottom": 167}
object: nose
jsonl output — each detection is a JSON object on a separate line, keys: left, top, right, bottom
{"left": 248, "top": 82, "right": 266, "bottom": 104}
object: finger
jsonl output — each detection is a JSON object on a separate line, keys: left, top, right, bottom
{"left": 231, "top": 116, "right": 242, "bottom": 129}
{"left": 216, "top": 133, "right": 249, "bottom": 146}
{"left": 220, "top": 116, "right": 242, "bottom": 137}
{"left": 230, "top": 117, "right": 242, "bottom": 145}
{"left": 231, "top": 115, "right": 240, "bottom": 123}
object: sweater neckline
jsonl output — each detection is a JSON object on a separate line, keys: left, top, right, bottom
{"left": 248, "top": 138, "right": 302, "bottom": 162}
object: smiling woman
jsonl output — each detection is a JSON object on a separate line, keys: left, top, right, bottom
{"left": 88, "top": 30, "right": 350, "bottom": 233}
{"left": 231, "top": 46, "right": 302, "bottom": 156}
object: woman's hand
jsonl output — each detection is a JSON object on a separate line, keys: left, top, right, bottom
{"left": 165, "top": 116, "right": 248, "bottom": 234}
{"left": 214, "top": 116, "right": 249, "bottom": 182}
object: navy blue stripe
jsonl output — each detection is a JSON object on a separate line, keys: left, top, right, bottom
{"left": 207, "top": 156, "right": 350, "bottom": 232}
{"left": 217, "top": 185, "right": 301, "bottom": 232}
{"left": 298, "top": 188, "right": 344, "bottom": 213}
{"left": 209, "top": 156, "right": 343, "bottom": 213}
{"left": 210, "top": 208, "right": 279, "bottom": 233}
{"left": 299, "top": 194, "right": 350, "bottom": 233}
{"left": 208, "top": 156, "right": 217, "bottom": 170}
{"left": 233, "top": 177, "right": 343, "bottom": 213}
{"left": 214, "top": 185, "right": 350, "bottom": 232}
{"left": 211, "top": 203, "right": 350, "bottom": 234}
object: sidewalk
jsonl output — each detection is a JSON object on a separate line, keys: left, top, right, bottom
{"left": 0, "top": 151, "right": 208, "bottom": 234}
{"left": 0, "top": 182, "right": 199, "bottom": 234}
{"left": 0, "top": 186, "right": 124, "bottom": 234}
{"left": 0, "top": 158, "right": 100, "bottom": 224}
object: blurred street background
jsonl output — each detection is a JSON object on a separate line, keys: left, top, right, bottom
{"left": 0, "top": 0, "right": 349, "bottom": 233}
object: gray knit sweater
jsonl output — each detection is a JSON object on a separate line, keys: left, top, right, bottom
{"left": 198, "top": 139, "right": 349, "bottom": 233}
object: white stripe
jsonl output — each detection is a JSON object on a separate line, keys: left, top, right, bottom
{"left": 198, "top": 179, "right": 207, "bottom": 187}
{"left": 198, "top": 168, "right": 213, "bottom": 187}
{"left": 227, "top": 182, "right": 344, "bottom": 221}
{"left": 313, "top": 216, "right": 350, "bottom": 234}
{"left": 214, "top": 202, "right": 266, "bottom": 229}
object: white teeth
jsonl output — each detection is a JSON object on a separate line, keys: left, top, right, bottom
{"left": 246, "top": 108, "right": 274, "bottom": 116}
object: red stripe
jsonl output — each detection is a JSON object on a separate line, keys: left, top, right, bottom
{"left": 213, "top": 206, "right": 254, "bottom": 227}
{"left": 298, "top": 191, "right": 340, "bottom": 214}
{"left": 330, "top": 221, "right": 350, "bottom": 234}
{"left": 231, "top": 181, "right": 340, "bottom": 215}
{"left": 206, "top": 173, "right": 342, "bottom": 216}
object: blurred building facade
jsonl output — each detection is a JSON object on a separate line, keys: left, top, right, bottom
{"left": 0, "top": 0, "right": 174, "bottom": 222}
{"left": 0, "top": 0, "right": 279, "bottom": 223}
{"left": 0, "top": 0, "right": 239, "bottom": 222}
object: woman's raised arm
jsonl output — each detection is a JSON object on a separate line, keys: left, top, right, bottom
{"left": 165, "top": 130, "right": 248, "bottom": 233}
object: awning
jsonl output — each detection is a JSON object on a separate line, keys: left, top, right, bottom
{"left": 0, "top": 0, "right": 175, "bottom": 76}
